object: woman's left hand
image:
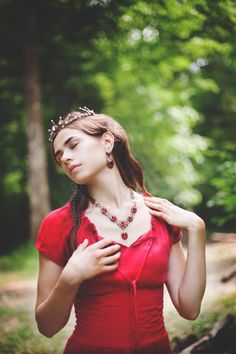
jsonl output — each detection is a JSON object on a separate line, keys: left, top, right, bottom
{"left": 144, "top": 196, "right": 205, "bottom": 231}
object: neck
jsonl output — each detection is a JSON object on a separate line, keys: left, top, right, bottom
{"left": 87, "top": 166, "right": 132, "bottom": 209}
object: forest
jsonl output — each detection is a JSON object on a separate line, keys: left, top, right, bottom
{"left": 1, "top": 1, "right": 236, "bottom": 354}
{"left": 1, "top": 0, "right": 235, "bottom": 253}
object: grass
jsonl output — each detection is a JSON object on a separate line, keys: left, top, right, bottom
{"left": 0, "top": 306, "right": 68, "bottom": 354}
{"left": 1, "top": 242, "right": 236, "bottom": 353}
{"left": 168, "top": 293, "right": 236, "bottom": 352}
{"left": 0, "top": 242, "right": 38, "bottom": 284}
{"left": 0, "top": 294, "right": 235, "bottom": 354}
{"left": 0, "top": 243, "right": 69, "bottom": 353}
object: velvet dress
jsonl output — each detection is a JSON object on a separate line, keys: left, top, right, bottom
{"left": 36, "top": 203, "right": 182, "bottom": 354}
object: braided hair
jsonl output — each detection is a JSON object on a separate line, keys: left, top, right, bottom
{"left": 52, "top": 112, "right": 151, "bottom": 257}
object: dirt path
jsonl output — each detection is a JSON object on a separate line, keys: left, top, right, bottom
{"left": 165, "top": 240, "right": 236, "bottom": 311}
{"left": 0, "top": 241, "right": 236, "bottom": 331}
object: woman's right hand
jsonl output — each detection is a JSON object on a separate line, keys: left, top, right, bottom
{"left": 61, "top": 238, "right": 121, "bottom": 286}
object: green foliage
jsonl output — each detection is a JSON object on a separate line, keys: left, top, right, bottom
{"left": 0, "top": 242, "right": 38, "bottom": 282}
{"left": 92, "top": 0, "right": 236, "bottom": 222}
{"left": 91, "top": 0, "right": 234, "bottom": 209}
{"left": 0, "top": 307, "right": 66, "bottom": 354}
{"left": 1, "top": 0, "right": 236, "bottom": 250}
{"left": 207, "top": 157, "right": 236, "bottom": 227}
{"left": 169, "top": 293, "right": 236, "bottom": 348}
{"left": 102, "top": 82, "right": 208, "bottom": 206}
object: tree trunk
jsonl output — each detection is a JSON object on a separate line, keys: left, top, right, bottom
{"left": 24, "top": 10, "right": 50, "bottom": 239}
{"left": 177, "top": 314, "right": 236, "bottom": 354}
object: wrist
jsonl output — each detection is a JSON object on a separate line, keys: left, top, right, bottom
{"left": 60, "top": 266, "right": 84, "bottom": 289}
{"left": 186, "top": 215, "right": 205, "bottom": 233}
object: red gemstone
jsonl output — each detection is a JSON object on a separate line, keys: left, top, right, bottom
{"left": 121, "top": 232, "right": 128, "bottom": 240}
{"left": 131, "top": 206, "right": 137, "bottom": 213}
{"left": 111, "top": 215, "right": 117, "bottom": 222}
{"left": 101, "top": 207, "right": 108, "bottom": 214}
{"left": 119, "top": 220, "right": 127, "bottom": 227}
{"left": 127, "top": 215, "right": 133, "bottom": 222}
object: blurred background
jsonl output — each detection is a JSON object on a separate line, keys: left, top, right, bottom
{"left": 0, "top": 1, "right": 235, "bottom": 353}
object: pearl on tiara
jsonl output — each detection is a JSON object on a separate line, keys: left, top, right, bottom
{"left": 48, "top": 106, "right": 95, "bottom": 142}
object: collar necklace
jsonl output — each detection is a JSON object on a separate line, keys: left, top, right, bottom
{"left": 93, "top": 189, "right": 137, "bottom": 240}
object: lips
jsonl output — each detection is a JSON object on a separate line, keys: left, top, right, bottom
{"left": 68, "top": 164, "right": 81, "bottom": 174}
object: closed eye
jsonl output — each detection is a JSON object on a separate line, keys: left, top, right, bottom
{"left": 54, "top": 137, "right": 80, "bottom": 165}
{"left": 71, "top": 143, "right": 78, "bottom": 149}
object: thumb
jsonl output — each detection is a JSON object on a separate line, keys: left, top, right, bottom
{"left": 77, "top": 238, "right": 89, "bottom": 251}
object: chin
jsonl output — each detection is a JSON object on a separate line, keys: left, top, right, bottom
{"left": 72, "top": 175, "right": 92, "bottom": 185}
{"left": 70, "top": 167, "right": 103, "bottom": 185}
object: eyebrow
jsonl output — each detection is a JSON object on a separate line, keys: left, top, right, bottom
{"left": 54, "top": 136, "right": 78, "bottom": 158}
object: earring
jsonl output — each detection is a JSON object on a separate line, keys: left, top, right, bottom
{"left": 106, "top": 152, "right": 114, "bottom": 168}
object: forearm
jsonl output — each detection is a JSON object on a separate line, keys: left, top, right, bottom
{"left": 178, "top": 219, "right": 206, "bottom": 319}
{"left": 36, "top": 272, "right": 82, "bottom": 337}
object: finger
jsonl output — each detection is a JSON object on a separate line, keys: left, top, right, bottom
{"left": 92, "top": 238, "right": 115, "bottom": 249}
{"left": 144, "top": 196, "right": 163, "bottom": 203}
{"left": 144, "top": 196, "right": 173, "bottom": 206}
{"left": 102, "top": 252, "right": 121, "bottom": 265}
{"left": 77, "top": 238, "right": 89, "bottom": 251}
{"left": 144, "top": 200, "right": 168, "bottom": 212}
{"left": 102, "top": 263, "right": 119, "bottom": 272}
{"left": 160, "top": 198, "right": 173, "bottom": 206}
{"left": 149, "top": 209, "right": 172, "bottom": 224}
{"left": 100, "top": 244, "right": 121, "bottom": 257}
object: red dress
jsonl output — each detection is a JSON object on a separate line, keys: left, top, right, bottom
{"left": 36, "top": 203, "right": 182, "bottom": 354}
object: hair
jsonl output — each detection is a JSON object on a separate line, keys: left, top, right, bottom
{"left": 52, "top": 111, "right": 151, "bottom": 257}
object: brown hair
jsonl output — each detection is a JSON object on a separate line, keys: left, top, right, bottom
{"left": 52, "top": 111, "right": 150, "bottom": 256}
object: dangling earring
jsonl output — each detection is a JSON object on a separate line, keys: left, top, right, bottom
{"left": 106, "top": 152, "right": 114, "bottom": 168}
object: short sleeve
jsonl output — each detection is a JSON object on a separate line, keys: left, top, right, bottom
{"left": 171, "top": 225, "right": 183, "bottom": 244}
{"left": 167, "top": 224, "right": 183, "bottom": 245}
{"left": 36, "top": 204, "right": 73, "bottom": 267}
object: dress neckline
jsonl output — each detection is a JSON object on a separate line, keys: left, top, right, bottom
{"left": 81, "top": 212, "right": 155, "bottom": 248}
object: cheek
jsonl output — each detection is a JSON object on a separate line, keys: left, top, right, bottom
{"left": 73, "top": 147, "right": 107, "bottom": 183}
{"left": 83, "top": 141, "right": 106, "bottom": 165}
{"left": 87, "top": 149, "right": 107, "bottom": 170}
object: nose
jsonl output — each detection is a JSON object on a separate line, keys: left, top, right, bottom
{"left": 60, "top": 150, "right": 73, "bottom": 164}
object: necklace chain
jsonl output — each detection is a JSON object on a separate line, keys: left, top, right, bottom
{"left": 93, "top": 190, "right": 137, "bottom": 240}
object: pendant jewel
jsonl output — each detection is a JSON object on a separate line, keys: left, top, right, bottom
{"left": 121, "top": 232, "right": 128, "bottom": 240}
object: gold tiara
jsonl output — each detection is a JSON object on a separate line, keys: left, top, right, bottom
{"left": 48, "top": 106, "right": 95, "bottom": 142}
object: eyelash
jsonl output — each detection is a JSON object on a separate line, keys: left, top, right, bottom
{"left": 56, "top": 142, "right": 79, "bottom": 164}
{"left": 71, "top": 143, "right": 78, "bottom": 149}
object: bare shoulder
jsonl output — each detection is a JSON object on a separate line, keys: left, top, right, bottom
{"left": 133, "top": 191, "right": 152, "bottom": 222}
{"left": 133, "top": 191, "right": 148, "bottom": 203}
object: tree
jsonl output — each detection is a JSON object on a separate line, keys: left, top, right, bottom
{"left": 1, "top": 0, "right": 235, "bottom": 253}
{"left": 24, "top": 9, "right": 50, "bottom": 238}
{"left": 0, "top": 0, "right": 135, "bottom": 249}
{"left": 91, "top": 0, "right": 236, "bottom": 229}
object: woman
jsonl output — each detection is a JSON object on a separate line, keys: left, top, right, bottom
{"left": 35, "top": 107, "right": 206, "bottom": 354}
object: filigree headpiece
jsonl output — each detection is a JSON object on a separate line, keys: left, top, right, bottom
{"left": 48, "top": 106, "right": 95, "bottom": 142}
